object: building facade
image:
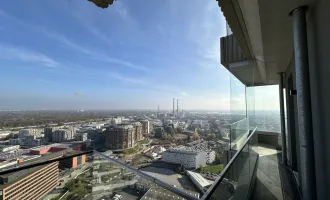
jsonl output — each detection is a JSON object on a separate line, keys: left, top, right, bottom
{"left": 206, "top": 151, "right": 216, "bottom": 164}
{"left": 59, "top": 154, "right": 86, "bottom": 169}
{"left": 44, "top": 127, "right": 53, "bottom": 142}
{"left": 162, "top": 147, "right": 207, "bottom": 169}
{"left": 141, "top": 120, "right": 150, "bottom": 134}
{"left": 0, "top": 156, "right": 60, "bottom": 200}
{"left": 103, "top": 125, "right": 135, "bottom": 150}
{"left": 133, "top": 122, "right": 143, "bottom": 141}
{"left": 52, "top": 129, "right": 75, "bottom": 143}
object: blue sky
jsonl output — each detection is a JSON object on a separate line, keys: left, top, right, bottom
{"left": 0, "top": 0, "right": 278, "bottom": 111}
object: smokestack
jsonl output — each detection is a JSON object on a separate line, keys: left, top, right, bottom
{"left": 173, "top": 98, "right": 175, "bottom": 116}
{"left": 177, "top": 99, "right": 179, "bottom": 117}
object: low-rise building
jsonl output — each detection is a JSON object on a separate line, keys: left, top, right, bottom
{"left": 162, "top": 146, "right": 207, "bottom": 169}
{"left": 186, "top": 170, "right": 212, "bottom": 192}
{"left": 0, "top": 145, "right": 20, "bottom": 153}
{"left": 206, "top": 150, "right": 216, "bottom": 164}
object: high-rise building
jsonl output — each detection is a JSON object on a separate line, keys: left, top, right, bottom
{"left": 103, "top": 125, "right": 135, "bottom": 150}
{"left": 133, "top": 122, "right": 143, "bottom": 141}
{"left": 177, "top": 99, "right": 179, "bottom": 117}
{"left": 141, "top": 120, "right": 150, "bottom": 135}
{"left": 173, "top": 98, "right": 175, "bottom": 116}
{"left": 44, "top": 127, "right": 53, "bottom": 142}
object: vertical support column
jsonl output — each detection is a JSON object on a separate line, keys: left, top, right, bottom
{"left": 291, "top": 6, "right": 316, "bottom": 199}
{"left": 278, "top": 72, "right": 287, "bottom": 165}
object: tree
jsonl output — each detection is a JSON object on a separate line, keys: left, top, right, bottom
{"left": 215, "top": 152, "right": 222, "bottom": 164}
{"left": 176, "top": 127, "right": 183, "bottom": 134}
{"left": 123, "top": 149, "right": 128, "bottom": 155}
{"left": 192, "top": 133, "right": 200, "bottom": 141}
{"left": 207, "top": 133, "right": 216, "bottom": 140}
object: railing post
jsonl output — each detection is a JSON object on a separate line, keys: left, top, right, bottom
{"left": 278, "top": 72, "right": 287, "bottom": 165}
{"left": 291, "top": 6, "right": 316, "bottom": 200}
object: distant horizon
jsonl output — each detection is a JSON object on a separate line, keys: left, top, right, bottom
{"left": 0, "top": 108, "right": 280, "bottom": 112}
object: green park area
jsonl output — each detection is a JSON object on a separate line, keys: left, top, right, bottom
{"left": 51, "top": 172, "right": 92, "bottom": 200}
{"left": 124, "top": 144, "right": 142, "bottom": 154}
{"left": 137, "top": 138, "right": 149, "bottom": 145}
{"left": 201, "top": 164, "right": 224, "bottom": 174}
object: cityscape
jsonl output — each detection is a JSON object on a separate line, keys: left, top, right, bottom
{"left": 0, "top": 0, "right": 285, "bottom": 199}
{"left": 0, "top": 98, "right": 280, "bottom": 200}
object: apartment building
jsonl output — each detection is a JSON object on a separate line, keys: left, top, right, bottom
{"left": 18, "top": 129, "right": 43, "bottom": 138}
{"left": 52, "top": 129, "right": 75, "bottom": 143}
{"left": 103, "top": 125, "right": 135, "bottom": 150}
{"left": 141, "top": 120, "right": 150, "bottom": 134}
{"left": 133, "top": 122, "right": 143, "bottom": 141}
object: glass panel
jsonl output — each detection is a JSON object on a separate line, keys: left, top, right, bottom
{"left": 229, "top": 118, "right": 248, "bottom": 150}
{"left": 0, "top": 151, "right": 200, "bottom": 200}
{"left": 208, "top": 131, "right": 258, "bottom": 200}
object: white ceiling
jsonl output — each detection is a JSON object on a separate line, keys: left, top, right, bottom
{"left": 219, "top": 0, "right": 315, "bottom": 85}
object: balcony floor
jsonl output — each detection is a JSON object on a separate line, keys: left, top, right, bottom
{"left": 252, "top": 144, "right": 283, "bottom": 200}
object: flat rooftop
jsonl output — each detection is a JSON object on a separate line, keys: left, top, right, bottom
{"left": 186, "top": 170, "right": 212, "bottom": 188}
{"left": 141, "top": 187, "right": 199, "bottom": 200}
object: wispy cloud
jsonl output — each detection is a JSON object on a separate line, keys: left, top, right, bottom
{"left": 110, "top": 72, "right": 146, "bottom": 84}
{"left": 38, "top": 79, "right": 54, "bottom": 84}
{"left": 42, "top": 29, "right": 147, "bottom": 71}
{"left": 0, "top": 9, "right": 10, "bottom": 19}
{"left": 72, "top": 12, "right": 113, "bottom": 47}
{"left": 180, "top": 92, "right": 187, "bottom": 96}
{"left": 0, "top": 45, "right": 59, "bottom": 68}
{"left": 114, "top": 1, "right": 129, "bottom": 20}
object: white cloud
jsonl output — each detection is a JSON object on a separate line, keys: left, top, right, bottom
{"left": 109, "top": 72, "right": 146, "bottom": 84}
{"left": 0, "top": 45, "right": 59, "bottom": 68}
{"left": 42, "top": 29, "right": 147, "bottom": 71}
{"left": 115, "top": 1, "right": 128, "bottom": 19}
{"left": 72, "top": 11, "right": 113, "bottom": 47}
{"left": 180, "top": 92, "right": 187, "bottom": 96}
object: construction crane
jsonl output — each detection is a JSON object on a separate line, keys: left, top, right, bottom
{"left": 88, "top": 0, "right": 115, "bottom": 8}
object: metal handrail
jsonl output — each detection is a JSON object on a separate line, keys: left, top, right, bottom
{"left": 95, "top": 151, "right": 200, "bottom": 200}
{"left": 0, "top": 128, "right": 257, "bottom": 200}
{"left": 0, "top": 150, "right": 199, "bottom": 200}
{"left": 200, "top": 127, "right": 257, "bottom": 200}
{"left": 0, "top": 150, "right": 94, "bottom": 175}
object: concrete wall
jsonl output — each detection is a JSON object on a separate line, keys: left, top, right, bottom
{"left": 257, "top": 131, "right": 281, "bottom": 148}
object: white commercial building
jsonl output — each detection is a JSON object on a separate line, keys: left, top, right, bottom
{"left": 206, "top": 151, "right": 216, "bottom": 164}
{"left": 153, "top": 146, "right": 166, "bottom": 154}
{"left": 162, "top": 146, "right": 207, "bottom": 169}
{"left": 1, "top": 145, "right": 20, "bottom": 152}
{"left": 18, "top": 129, "right": 43, "bottom": 138}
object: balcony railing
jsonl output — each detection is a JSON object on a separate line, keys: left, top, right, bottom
{"left": 0, "top": 128, "right": 258, "bottom": 200}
